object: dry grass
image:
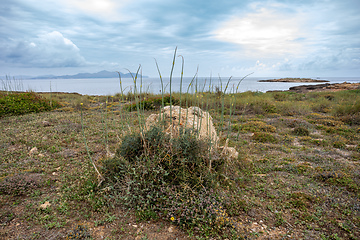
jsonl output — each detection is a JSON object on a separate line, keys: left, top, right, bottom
{"left": 0, "top": 89, "right": 359, "bottom": 239}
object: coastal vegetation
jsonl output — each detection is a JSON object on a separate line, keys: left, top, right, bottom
{"left": 1, "top": 50, "right": 360, "bottom": 239}
{"left": 1, "top": 84, "right": 359, "bottom": 239}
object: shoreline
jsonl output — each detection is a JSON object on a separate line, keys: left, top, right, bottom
{"left": 258, "top": 78, "right": 329, "bottom": 83}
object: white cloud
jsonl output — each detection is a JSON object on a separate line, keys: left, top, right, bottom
{"left": 213, "top": 5, "right": 307, "bottom": 58}
{"left": 62, "top": 0, "right": 131, "bottom": 21}
{"left": 5, "top": 31, "right": 86, "bottom": 67}
{"left": 299, "top": 47, "right": 360, "bottom": 71}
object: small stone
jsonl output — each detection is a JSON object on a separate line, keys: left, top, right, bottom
{"left": 40, "top": 201, "right": 51, "bottom": 209}
{"left": 52, "top": 172, "right": 57, "bottom": 175}
{"left": 168, "top": 226, "right": 174, "bottom": 233}
{"left": 38, "top": 153, "right": 44, "bottom": 158}
{"left": 42, "top": 120, "right": 52, "bottom": 127}
{"left": 29, "top": 147, "right": 38, "bottom": 155}
{"left": 132, "top": 225, "right": 138, "bottom": 228}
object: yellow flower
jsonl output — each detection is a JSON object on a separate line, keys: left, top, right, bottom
{"left": 171, "top": 217, "right": 175, "bottom": 221}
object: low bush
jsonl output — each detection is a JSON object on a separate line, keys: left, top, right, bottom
{"left": 252, "top": 132, "right": 278, "bottom": 143}
{"left": 0, "top": 91, "right": 62, "bottom": 117}
{"left": 292, "top": 126, "right": 310, "bottom": 136}
{"left": 102, "top": 125, "right": 232, "bottom": 235}
{"left": 126, "top": 95, "right": 179, "bottom": 111}
{"left": 232, "top": 120, "right": 276, "bottom": 133}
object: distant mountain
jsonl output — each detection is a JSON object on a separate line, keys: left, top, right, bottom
{"left": 0, "top": 75, "right": 33, "bottom": 80}
{"left": 32, "top": 70, "right": 148, "bottom": 79}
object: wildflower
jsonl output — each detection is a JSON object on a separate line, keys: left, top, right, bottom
{"left": 171, "top": 217, "right": 175, "bottom": 221}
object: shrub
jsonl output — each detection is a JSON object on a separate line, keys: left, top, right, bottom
{"left": 252, "top": 132, "right": 277, "bottom": 143}
{"left": 102, "top": 125, "right": 231, "bottom": 235}
{"left": 65, "top": 224, "right": 91, "bottom": 239}
{"left": 115, "top": 132, "right": 143, "bottom": 162}
{"left": 126, "top": 95, "right": 179, "bottom": 111}
{"left": 248, "top": 99, "right": 277, "bottom": 114}
{"left": 109, "top": 125, "right": 217, "bottom": 189}
{"left": 0, "top": 91, "right": 62, "bottom": 117}
{"left": 232, "top": 120, "right": 276, "bottom": 133}
{"left": 292, "top": 126, "right": 310, "bottom": 136}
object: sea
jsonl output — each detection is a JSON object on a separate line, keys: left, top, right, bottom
{"left": 2, "top": 77, "right": 360, "bottom": 96}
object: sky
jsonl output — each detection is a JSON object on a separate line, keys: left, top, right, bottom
{"left": 1, "top": 0, "right": 360, "bottom": 78}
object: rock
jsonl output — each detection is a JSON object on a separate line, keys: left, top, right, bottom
{"left": 58, "top": 149, "right": 77, "bottom": 158}
{"left": 168, "top": 226, "right": 174, "bottom": 233}
{"left": 29, "top": 147, "right": 38, "bottom": 155}
{"left": 145, "top": 106, "right": 219, "bottom": 147}
{"left": 145, "top": 106, "right": 239, "bottom": 160}
{"left": 40, "top": 201, "right": 51, "bottom": 209}
{"left": 259, "top": 78, "right": 329, "bottom": 83}
{"left": 42, "top": 120, "right": 52, "bottom": 127}
{"left": 219, "top": 139, "right": 239, "bottom": 160}
{"left": 289, "top": 82, "right": 360, "bottom": 93}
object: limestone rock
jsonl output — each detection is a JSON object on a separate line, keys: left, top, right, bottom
{"left": 29, "top": 147, "right": 38, "bottom": 155}
{"left": 39, "top": 201, "right": 51, "bottom": 209}
{"left": 42, "top": 120, "right": 52, "bottom": 127}
{"left": 145, "top": 106, "right": 219, "bottom": 147}
{"left": 145, "top": 106, "right": 239, "bottom": 160}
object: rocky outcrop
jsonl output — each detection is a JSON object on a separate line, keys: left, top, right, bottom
{"left": 145, "top": 106, "right": 238, "bottom": 160}
{"left": 289, "top": 82, "right": 360, "bottom": 93}
{"left": 259, "top": 78, "right": 329, "bottom": 83}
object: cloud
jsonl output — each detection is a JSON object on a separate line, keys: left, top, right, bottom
{"left": 4, "top": 31, "right": 86, "bottom": 68}
{"left": 62, "top": 0, "right": 131, "bottom": 21}
{"left": 299, "top": 48, "right": 360, "bottom": 71}
{"left": 213, "top": 5, "right": 306, "bottom": 57}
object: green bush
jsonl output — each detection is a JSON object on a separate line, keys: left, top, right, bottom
{"left": 115, "top": 132, "right": 143, "bottom": 162}
{"left": 126, "top": 95, "right": 179, "bottom": 111}
{"left": 292, "top": 126, "right": 310, "bottom": 136}
{"left": 232, "top": 120, "right": 276, "bottom": 133}
{"left": 252, "top": 132, "right": 278, "bottom": 143}
{"left": 101, "top": 125, "right": 232, "bottom": 235}
{"left": 0, "top": 91, "right": 62, "bottom": 117}
{"left": 108, "top": 126, "right": 216, "bottom": 188}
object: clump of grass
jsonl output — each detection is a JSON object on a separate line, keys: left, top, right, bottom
{"left": 252, "top": 132, "right": 278, "bottom": 143}
{"left": 0, "top": 91, "right": 61, "bottom": 117}
{"left": 233, "top": 120, "right": 276, "bottom": 133}
{"left": 292, "top": 126, "right": 310, "bottom": 136}
{"left": 126, "top": 95, "right": 178, "bottom": 111}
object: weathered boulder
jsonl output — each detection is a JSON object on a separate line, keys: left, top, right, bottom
{"left": 145, "top": 106, "right": 218, "bottom": 146}
{"left": 145, "top": 106, "right": 238, "bottom": 160}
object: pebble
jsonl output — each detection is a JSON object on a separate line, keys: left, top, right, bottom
{"left": 29, "top": 147, "right": 38, "bottom": 155}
